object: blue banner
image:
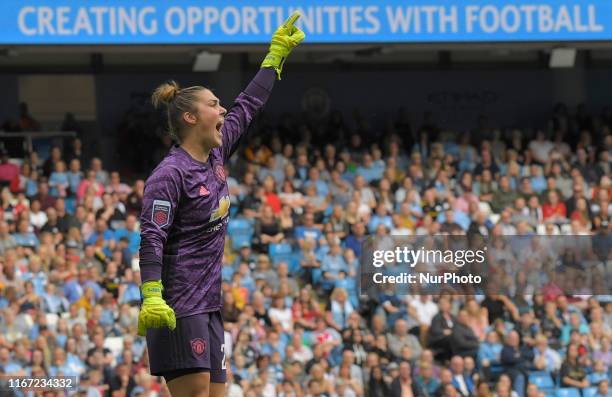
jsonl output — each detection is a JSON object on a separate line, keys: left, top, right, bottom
{"left": 1, "top": 0, "right": 610, "bottom": 44}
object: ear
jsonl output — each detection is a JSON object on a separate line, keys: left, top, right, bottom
{"left": 182, "top": 111, "right": 198, "bottom": 126}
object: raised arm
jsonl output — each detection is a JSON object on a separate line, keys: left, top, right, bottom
{"left": 220, "top": 11, "right": 305, "bottom": 163}
{"left": 220, "top": 68, "right": 276, "bottom": 162}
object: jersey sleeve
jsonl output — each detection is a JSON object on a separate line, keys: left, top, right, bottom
{"left": 221, "top": 67, "right": 276, "bottom": 163}
{"left": 138, "top": 167, "right": 182, "bottom": 283}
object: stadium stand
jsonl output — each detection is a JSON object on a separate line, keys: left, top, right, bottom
{"left": 0, "top": 100, "right": 611, "bottom": 397}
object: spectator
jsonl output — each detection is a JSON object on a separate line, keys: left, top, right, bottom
{"left": 449, "top": 356, "right": 474, "bottom": 397}
{"left": 387, "top": 318, "right": 422, "bottom": 361}
{"left": 533, "top": 334, "right": 562, "bottom": 374}
{"left": 501, "top": 331, "right": 530, "bottom": 397}
{"left": 18, "top": 102, "right": 41, "bottom": 132}
{"left": 368, "top": 365, "right": 391, "bottom": 397}
{"left": 0, "top": 220, "right": 17, "bottom": 254}
{"left": 451, "top": 310, "right": 480, "bottom": 358}
{"left": 0, "top": 148, "right": 19, "bottom": 188}
{"left": 35, "top": 180, "right": 56, "bottom": 211}
{"left": 49, "top": 160, "right": 69, "bottom": 197}
{"left": 560, "top": 343, "right": 589, "bottom": 389}
{"left": 253, "top": 204, "right": 284, "bottom": 253}
{"left": 77, "top": 170, "right": 105, "bottom": 203}
{"left": 67, "top": 158, "right": 83, "bottom": 196}
{"left": 13, "top": 217, "right": 39, "bottom": 249}
{"left": 595, "top": 380, "right": 611, "bottom": 397}
{"left": 429, "top": 297, "right": 456, "bottom": 361}
{"left": 391, "top": 361, "right": 423, "bottom": 397}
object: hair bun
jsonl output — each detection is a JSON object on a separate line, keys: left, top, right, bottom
{"left": 151, "top": 80, "right": 180, "bottom": 108}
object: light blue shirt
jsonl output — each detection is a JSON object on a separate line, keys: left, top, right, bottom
{"left": 49, "top": 172, "right": 69, "bottom": 197}
{"left": 321, "top": 254, "right": 348, "bottom": 277}
{"left": 12, "top": 233, "right": 39, "bottom": 248}
{"left": 356, "top": 165, "right": 383, "bottom": 183}
{"left": 368, "top": 215, "right": 393, "bottom": 233}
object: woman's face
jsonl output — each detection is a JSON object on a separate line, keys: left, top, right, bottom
{"left": 567, "top": 344, "right": 578, "bottom": 359}
{"left": 311, "top": 364, "right": 323, "bottom": 379}
{"left": 263, "top": 205, "right": 273, "bottom": 218}
{"left": 21, "top": 163, "right": 31, "bottom": 176}
{"left": 185, "top": 89, "right": 227, "bottom": 149}
{"left": 478, "top": 382, "right": 490, "bottom": 396}
{"left": 263, "top": 176, "right": 275, "bottom": 192}
{"left": 549, "top": 191, "right": 558, "bottom": 204}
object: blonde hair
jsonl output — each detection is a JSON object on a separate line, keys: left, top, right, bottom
{"left": 151, "top": 80, "right": 207, "bottom": 141}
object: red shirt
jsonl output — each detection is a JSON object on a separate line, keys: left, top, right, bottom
{"left": 0, "top": 162, "right": 19, "bottom": 183}
{"left": 265, "top": 192, "right": 282, "bottom": 214}
{"left": 542, "top": 202, "right": 566, "bottom": 219}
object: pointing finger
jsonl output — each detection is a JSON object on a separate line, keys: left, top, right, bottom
{"left": 283, "top": 11, "right": 301, "bottom": 29}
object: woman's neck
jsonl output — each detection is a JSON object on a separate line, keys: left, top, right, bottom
{"left": 181, "top": 138, "right": 211, "bottom": 163}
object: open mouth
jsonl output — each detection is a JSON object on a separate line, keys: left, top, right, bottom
{"left": 215, "top": 120, "right": 223, "bottom": 132}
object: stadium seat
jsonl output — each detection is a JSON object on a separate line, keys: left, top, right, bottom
{"left": 556, "top": 388, "right": 581, "bottom": 397}
{"left": 228, "top": 218, "right": 253, "bottom": 235}
{"left": 269, "top": 243, "right": 292, "bottom": 256}
{"left": 228, "top": 218, "right": 254, "bottom": 250}
{"left": 528, "top": 371, "right": 555, "bottom": 390}
{"left": 269, "top": 243, "right": 301, "bottom": 272}
{"left": 582, "top": 387, "right": 597, "bottom": 397}
{"left": 231, "top": 234, "right": 252, "bottom": 250}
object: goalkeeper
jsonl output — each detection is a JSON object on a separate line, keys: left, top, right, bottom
{"left": 137, "top": 12, "right": 304, "bottom": 397}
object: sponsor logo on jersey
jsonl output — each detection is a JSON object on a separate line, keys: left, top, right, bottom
{"left": 199, "top": 185, "right": 210, "bottom": 196}
{"left": 151, "top": 200, "right": 171, "bottom": 228}
{"left": 209, "top": 195, "right": 230, "bottom": 223}
{"left": 204, "top": 216, "right": 229, "bottom": 234}
{"left": 190, "top": 338, "right": 206, "bottom": 356}
{"left": 214, "top": 164, "right": 226, "bottom": 182}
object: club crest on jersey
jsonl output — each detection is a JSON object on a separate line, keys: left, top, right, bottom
{"left": 151, "top": 200, "right": 171, "bottom": 228}
{"left": 214, "top": 164, "right": 226, "bottom": 182}
{"left": 190, "top": 338, "right": 206, "bottom": 356}
{"left": 199, "top": 185, "right": 210, "bottom": 196}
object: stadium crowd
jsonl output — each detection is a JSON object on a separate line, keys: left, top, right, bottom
{"left": 0, "top": 102, "right": 610, "bottom": 397}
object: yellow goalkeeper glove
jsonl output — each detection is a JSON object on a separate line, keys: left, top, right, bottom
{"left": 261, "top": 11, "right": 306, "bottom": 80}
{"left": 137, "top": 281, "right": 176, "bottom": 336}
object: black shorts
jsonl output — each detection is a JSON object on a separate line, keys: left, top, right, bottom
{"left": 146, "top": 311, "right": 227, "bottom": 383}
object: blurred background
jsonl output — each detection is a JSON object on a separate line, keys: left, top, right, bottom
{"left": 0, "top": 2, "right": 611, "bottom": 397}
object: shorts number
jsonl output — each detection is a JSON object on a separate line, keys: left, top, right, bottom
{"left": 221, "top": 344, "right": 226, "bottom": 370}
